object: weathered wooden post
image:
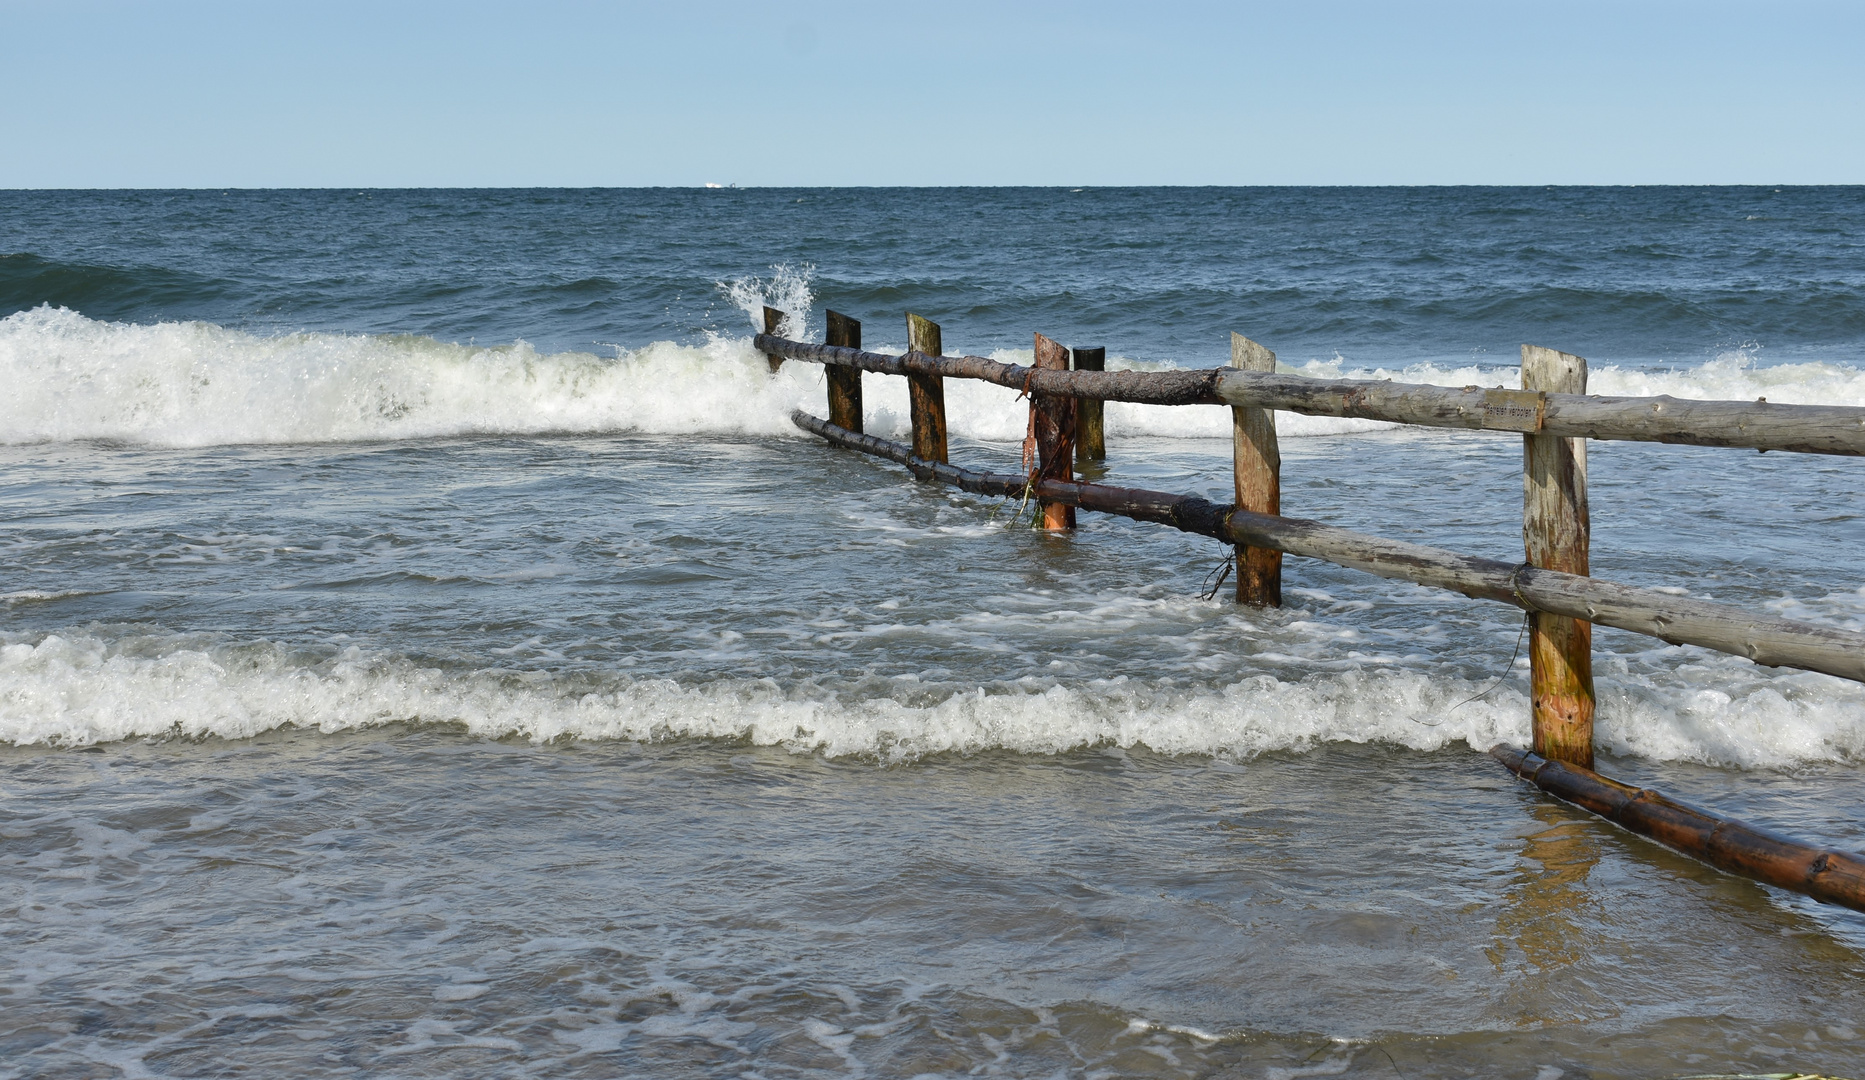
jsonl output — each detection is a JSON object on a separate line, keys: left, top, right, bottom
{"left": 1072, "top": 346, "right": 1106, "bottom": 460}
{"left": 1230, "top": 333, "right": 1281, "bottom": 606}
{"left": 1522, "top": 344, "right": 1595, "bottom": 768}
{"left": 824, "top": 310, "right": 862, "bottom": 432}
{"left": 905, "top": 313, "right": 949, "bottom": 463}
{"left": 762, "top": 306, "right": 785, "bottom": 373}
{"left": 1032, "top": 333, "right": 1077, "bottom": 530}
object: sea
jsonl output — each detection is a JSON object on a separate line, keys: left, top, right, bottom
{"left": 2, "top": 187, "right": 1863, "bottom": 1078}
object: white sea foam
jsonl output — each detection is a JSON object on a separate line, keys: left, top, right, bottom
{"left": 4, "top": 304, "right": 1862, "bottom": 449}
{"left": 0, "top": 305, "right": 818, "bottom": 447}
{"left": 3, "top": 630, "right": 1860, "bottom": 767}
{"left": 1288, "top": 350, "right": 1865, "bottom": 409}
{"left": 720, "top": 263, "right": 814, "bottom": 340}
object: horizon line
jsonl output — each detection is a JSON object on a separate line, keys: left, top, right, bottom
{"left": 0, "top": 182, "right": 1851, "bottom": 193}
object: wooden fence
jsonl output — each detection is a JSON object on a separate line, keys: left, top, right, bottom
{"left": 754, "top": 308, "right": 1865, "bottom": 914}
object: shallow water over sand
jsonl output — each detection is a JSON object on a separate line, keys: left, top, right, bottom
{"left": 4, "top": 187, "right": 1864, "bottom": 1076}
{"left": 4, "top": 731, "right": 1863, "bottom": 1078}
{"left": 4, "top": 427, "right": 1864, "bottom": 1077}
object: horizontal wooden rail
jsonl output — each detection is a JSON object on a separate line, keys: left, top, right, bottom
{"left": 793, "top": 410, "right": 1865, "bottom": 684}
{"left": 1493, "top": 746, "right": 1865, "bottom": 913}
{"left": 1216, "top": 371, "right": 1865, "bottom": 457}
{"left": 784, "top": 310, "right": 1862, "bottom": 916}
{"left": 759, "top": 334, "right": 1865, "bottom": 456}
{"left": 759, "top": 335, "right": 1223, "bottom": 405}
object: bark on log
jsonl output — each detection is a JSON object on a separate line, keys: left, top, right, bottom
{"left": 756, "top": 334, "right": 1224, "bottom": 405}
{"left": 824, "top": 310, "right": 863, "bottom": 432}
{"left": 1212, "top": 369, "right": 1865, "bottom": 456}
{"left": 905, "top": 314, "right": 949, "bottom": 463}
{"left": 1072, "top": 346, "right": 1107, "bottom": 460}
{"left": 1231, "top": 333, "right": 1282, "bottom": 607}
{"left": 1033, "top": 334, "right": 1077, "bottom": 530}
{"left": 756, "top": 333, "right": 1865, "bottom": 455}
{"left": 1523, "top": 344, "right": 1595, "bottom": 768}
{"left": 788, "top": 410, "right": 1865, "bottom": 684}
{"left": 792, "top": 409, "right": 1025, "bottom": 496}
{"left": 1218, "top": 509, "right": 1865, "bottom": 683}
{"left": 762, "top": 307, "right": 785, "bottom": 373}
{"left": 1492, "top": 745, "right": 1865, "bottom": 913}
{"left": 791, "top": 409, "right": 1217, "bottom": 521}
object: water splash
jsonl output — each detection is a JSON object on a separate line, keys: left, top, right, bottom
{"left": 718, "top": 264, "right": 814, "bottom": 339}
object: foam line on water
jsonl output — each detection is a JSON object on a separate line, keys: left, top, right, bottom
{"left": 5, "top": 306, "right": 1864, "bottom": 448}
{"left": 3, "top": 630, "right": 1860, "bottom": 767}
{"left": 1288, "top": 351, "right": 1865, "bottom": 408}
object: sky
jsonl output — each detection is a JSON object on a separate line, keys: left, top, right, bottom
{"left": 2, "top": 0, "right": 1861, "bottom": 188}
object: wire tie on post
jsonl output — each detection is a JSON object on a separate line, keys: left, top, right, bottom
{"left": 1200, "top": 551, "right": 1237, "bottom": 601}
{"left": 1014, "top": 368, "right": 1038, "bottom": 401}
{"left": 1508, "top": 560, "right": 1535, "bottom": 611}
{"left": 1440, "top": 571, "right": 1536, "bottom": 718}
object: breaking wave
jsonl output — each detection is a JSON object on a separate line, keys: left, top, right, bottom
{"left": 4, "top": 629, "right": 1861, "bottom": 768}
{"left": 3, "top": 300, "right": 1864, "bottom": 449}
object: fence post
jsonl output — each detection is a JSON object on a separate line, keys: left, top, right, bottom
{"left": 1072, "top": 346, "right": 1106, "bottom": 461}
{"left": 1033, "top": 334, "right": 1077, "bottom": 530}
{"left": 1522, "top": 344, "right": 1594, "bottom": 768}
{"left": 762, "top": 306, "right": 785, "bottom": 373}
{"left": 1230, "top": 333, "right": 1281, "bottom": 606}
{"left": 824, "top": 310, "right": 862, "bottom": 432}
{"left": 904, "top": 313, "right": 949, "bottom": 463}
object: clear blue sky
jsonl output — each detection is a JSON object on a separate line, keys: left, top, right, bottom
{"left": 3, "top": 0, "right": 1859, "bottom": 187}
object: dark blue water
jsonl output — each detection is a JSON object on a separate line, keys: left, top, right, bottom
{"left": 6, "top": 186, "right": 1865, "bottom": 363}
{"left": 2, "top": 188, "right": 1863, "bottom": 1078}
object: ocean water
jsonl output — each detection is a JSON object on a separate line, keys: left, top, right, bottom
{"left": 2, "top": 186, "right": 1863, "bottom": 1078}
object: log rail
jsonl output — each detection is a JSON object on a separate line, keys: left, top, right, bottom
{"left": 756, "top": 333, "right": 1865, "bottom": 457}
{"left": 792, "top": 411, "right": 1865, "bottom": 684}
{"left": 1494, "top": 746, "right": 1865, "bottom": 913}
{"left": 763, "top": 308, "right": 1865, "bottom": 915}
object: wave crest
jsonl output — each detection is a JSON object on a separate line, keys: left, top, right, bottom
{"left": 4, "top": 306, "right": 1863, "bottom": 448}
{"left": 4, "top": 630, "right": 1861, "bottom": 768}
